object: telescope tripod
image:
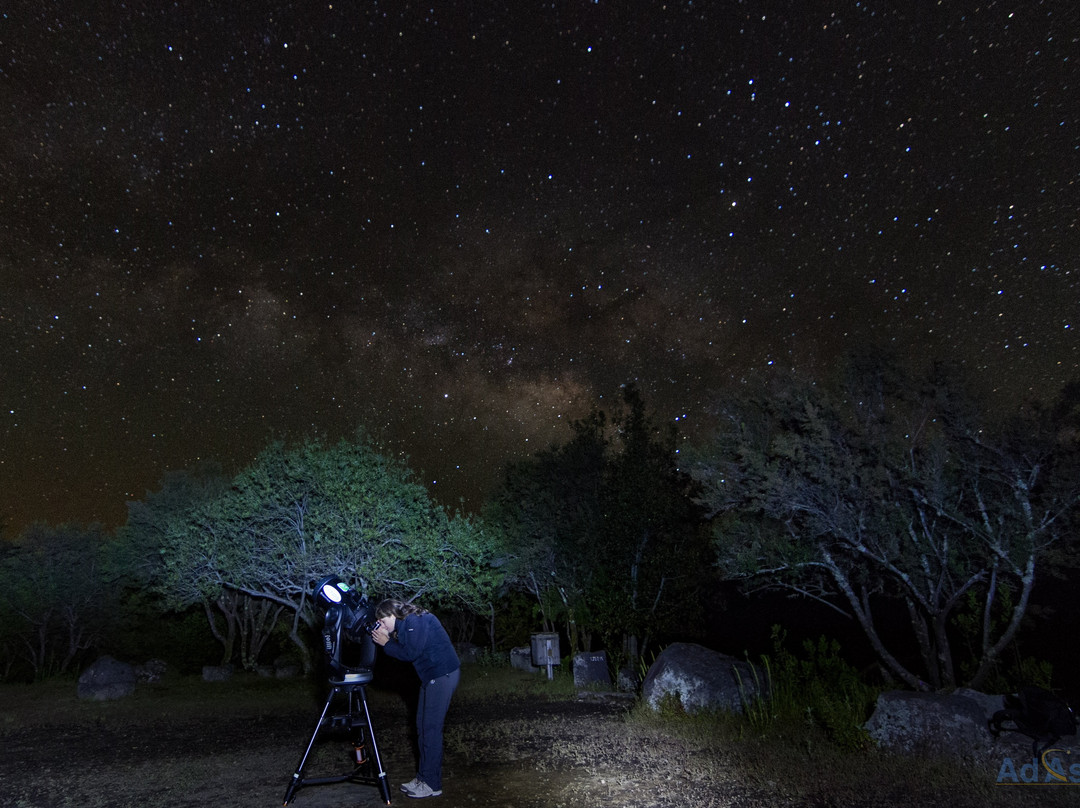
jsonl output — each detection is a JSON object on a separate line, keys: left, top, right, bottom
{"left": 283, "top": 670, "right": 392, "bottom": 805}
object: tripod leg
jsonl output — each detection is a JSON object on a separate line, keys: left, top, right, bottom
{"left": 283, "top": 687, "right": 336, "bottom": 806}
{"left": 358, "top": 684, "right": 392, "bottom": 805}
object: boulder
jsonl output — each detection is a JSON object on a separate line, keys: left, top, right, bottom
{"left": 510, "top": 646, "right": 536, "bottom": 673}
{"left": 202, "top": 664, "right": 234, "bottom": 682}
{"left": 272, "top": 654, "right": 303, "bottom": 678}
{"left": 455, "top": 642, "right": 482, "bottom": 665}
{"left": 77, "top": 655, "right": 136, "bottom": 701}
{"left": 641, "top": 642, "right": 765, "bottom": 714}
{"left": 573, "top": 651, "right": 611, "bottom": 689}
{"left": 864, "top": 690, "right": 995, "bottom": 758}
{"left": 134, "top": 658, "right": 167, "bottom": 683}
{"left": 616, "top": 665, "right": 639, "bottom": 693}
{"left": 274, "top": 662, "right": 301, "bottom": 679}
{"left": 954, "top": 687, "right": 1005, "bottom": 724}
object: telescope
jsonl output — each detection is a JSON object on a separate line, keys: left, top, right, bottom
{"left": 314, "top": 574, "right": 379, "bottom": 678}
{"left": 282, "top": 575, "right": 392, "bottom": 805}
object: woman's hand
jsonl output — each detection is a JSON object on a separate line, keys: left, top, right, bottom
{"left": 371, "top": 622, "right": 391, "bottom": 647}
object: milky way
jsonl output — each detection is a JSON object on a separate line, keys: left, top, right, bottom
{"left": 1, "top": 1, "right": 1076, "bottom": 532}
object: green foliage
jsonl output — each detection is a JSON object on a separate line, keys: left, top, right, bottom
{"left": 950, "top": 585, "right": 1055, "bottom": 692}
{"left": 653, "top": 690, "right": 689, "bottom": 719}
{"left": 472, "top": 647, "right": 510, "bottom": 668}
{"left": 733, "top": 655, "right": 774, "bottom": 734}
{"left": 635, "top": 647, "right": 661, "bottom": 686}
{"left": 730, "top": 652, "right": 773, "bottom": 734}
{"left": 126, "top": 433, "right": 505, "bottom": 673}
{"left": 1010, "top": 656, "right": 1054, "bottom": 690}
{"left": 740, "top": 627, "right": 878, "bottom": 752}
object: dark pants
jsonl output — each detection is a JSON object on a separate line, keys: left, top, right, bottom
{"left": 417, "top": 667, "right": 459, "bottom": 790}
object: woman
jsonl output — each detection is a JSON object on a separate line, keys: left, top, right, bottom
{"left": 371, "top": 598, "right": 460, "bottom": 799}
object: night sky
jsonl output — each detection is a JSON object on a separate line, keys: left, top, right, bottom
{"left": 2, "top": 1, "right": 1076, "bottom": 534}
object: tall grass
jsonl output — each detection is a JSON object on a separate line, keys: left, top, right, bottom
{"left": 627, "top": 633, "right": 1077, "bottom": 807}
{"left": 647, "top": 626, "right": 877, "bottom": 751}
{"left": 736, "top": 625, "right": 879, "bottom": 751}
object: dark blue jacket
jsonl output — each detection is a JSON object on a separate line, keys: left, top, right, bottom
{"left": 381, "top": 612, "right": 460, "bottom": 683}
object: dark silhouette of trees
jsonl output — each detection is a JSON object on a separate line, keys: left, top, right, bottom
{"left": 0, "top": 523, "right": 116, "bottom": 679}
{"left": 691, "top": 362, "right": 1080, "bottom": 690}
{"left": 487, "top": 385, "right": 709, "bottom": 664}
{"left": 6, "top": 369, "right": 1076, "bottom": 690}
{"left": 118, "top": 462, "right": 247, "bottom": 665}
{"left": 484, "top": 410, "right": 607, "bottom": 652}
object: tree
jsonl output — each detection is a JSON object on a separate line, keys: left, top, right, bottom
{"left": 117, "top": 462, "right": 239, "bottom": 664}
{"left": 484, "top": 411, "right": 608, "bottom": 652}
{"left": 120, "top": 462, "right": 230, "bottom": 586}
{"left": 486, "top": 385, "right": 709, "bottom": 664}
{"left": 593, "top": 385, "right": 709, "bottom": 664}
{"left": 0, "top": 523, "right": 116, "bottom": 679}
{"left": 691, "top": 364, "right": 1080, "bottom": 690}
{"left": 144, "top": 434, "right": 501, "bottom": 673}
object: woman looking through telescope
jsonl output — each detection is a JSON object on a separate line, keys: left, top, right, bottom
{"left": 371, "top": 599, "right": 460, "bottom": 800}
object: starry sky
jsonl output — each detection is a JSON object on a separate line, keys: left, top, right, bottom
{"left": 1, "top": 1, "right": 1076, "bottom": 535}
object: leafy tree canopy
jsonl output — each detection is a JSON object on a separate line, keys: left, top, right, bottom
{"left": 690, "top": 358, "right": 1080, "bottom": 690}
{"left": 132, "top": 433, "right": 501, "bottom": 671}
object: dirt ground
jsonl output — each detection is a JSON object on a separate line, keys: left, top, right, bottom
{"left": 1, "top": 675, "right": 751, "bottom": 808}
{"left": 1, "top": 671, "right": 1072, "bottom": 808}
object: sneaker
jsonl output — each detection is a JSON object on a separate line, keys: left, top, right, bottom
{"left": 406, "top": 780, "right": 442, "bottom": 799}
{"left": 400, "top": 777, "right": 422, "bottom": 794}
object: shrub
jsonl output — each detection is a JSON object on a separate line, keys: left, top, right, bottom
{"left": 741, "top": 626, "right": 879, "bottom": 752}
